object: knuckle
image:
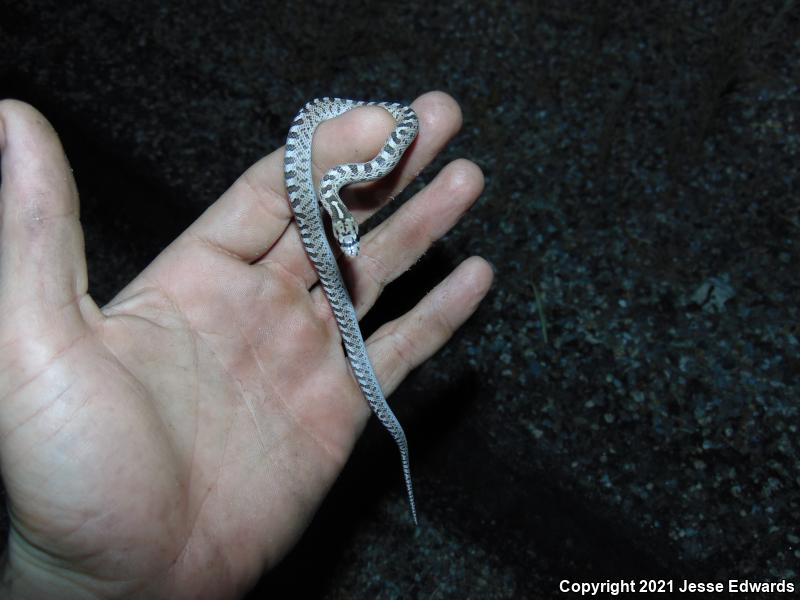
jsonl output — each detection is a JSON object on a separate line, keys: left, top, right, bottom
{"left": 240, "top": 168, "right": 292, "bottom": 222}
{"left": 388, "top": 323, "right": 417, "bottom": 374}
{"left": 358, "top": 250, "right": 391, "bottom": 295}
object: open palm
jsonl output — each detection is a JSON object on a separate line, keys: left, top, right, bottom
{"left": 0, "top": 92, "right": 491, "bottom": 598}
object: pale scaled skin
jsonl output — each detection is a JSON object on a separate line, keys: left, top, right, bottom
{"left": 0, "top": 93, "right": 492, "bottom": 598}
{"left": 285, "top": 98, "right": 420, "bottom": 524}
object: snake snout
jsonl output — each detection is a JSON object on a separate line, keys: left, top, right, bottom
{"left": 341, "top": 240, "right": 360, "bottom": 257}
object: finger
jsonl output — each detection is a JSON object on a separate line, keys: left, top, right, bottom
{"left": 178, "top": 102, "right": 395, "bottom": 263}
{"left": 0, "top": 100, "right": 88, "bottom": 310}
{"left": 181, "top": 91, "right": 461, "bottom": 268}
{"left": 311, "top": 158, "right": 484, "bottom": 317}
{"left": 256, "top": 91, "right": 463, "bottom": 287}
{"left": 339, "top": 91, "right": 464, "bottom": 220}
{"left": 365, "top": 256, "right": 493, "bottom": 397}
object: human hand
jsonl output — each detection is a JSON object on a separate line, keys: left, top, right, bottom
{"left": 0, "top": 91, "right": 492, "bottom": 598}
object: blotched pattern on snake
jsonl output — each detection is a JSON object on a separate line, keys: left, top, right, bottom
{"left": 284, "top": 97, "right": 419, "bottom": 524}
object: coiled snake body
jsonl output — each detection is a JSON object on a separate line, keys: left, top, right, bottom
{"left": 284, "top": 98, "right": 419, "bottom": 524}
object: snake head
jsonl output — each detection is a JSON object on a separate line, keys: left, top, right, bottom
{"left": 333, "top": 217, "right": 360, "bottom": 257}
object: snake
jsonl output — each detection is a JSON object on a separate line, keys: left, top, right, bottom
{"left": 284, "top": 97, "right": 419, "bottom": 525}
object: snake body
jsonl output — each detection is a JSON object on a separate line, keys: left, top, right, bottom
{"left": 284, "top": 98, "right": 419, "bottom": 524}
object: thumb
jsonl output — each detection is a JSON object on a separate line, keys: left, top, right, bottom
{"left": 0, "top": 100, "right": 91, "bottom": 314}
